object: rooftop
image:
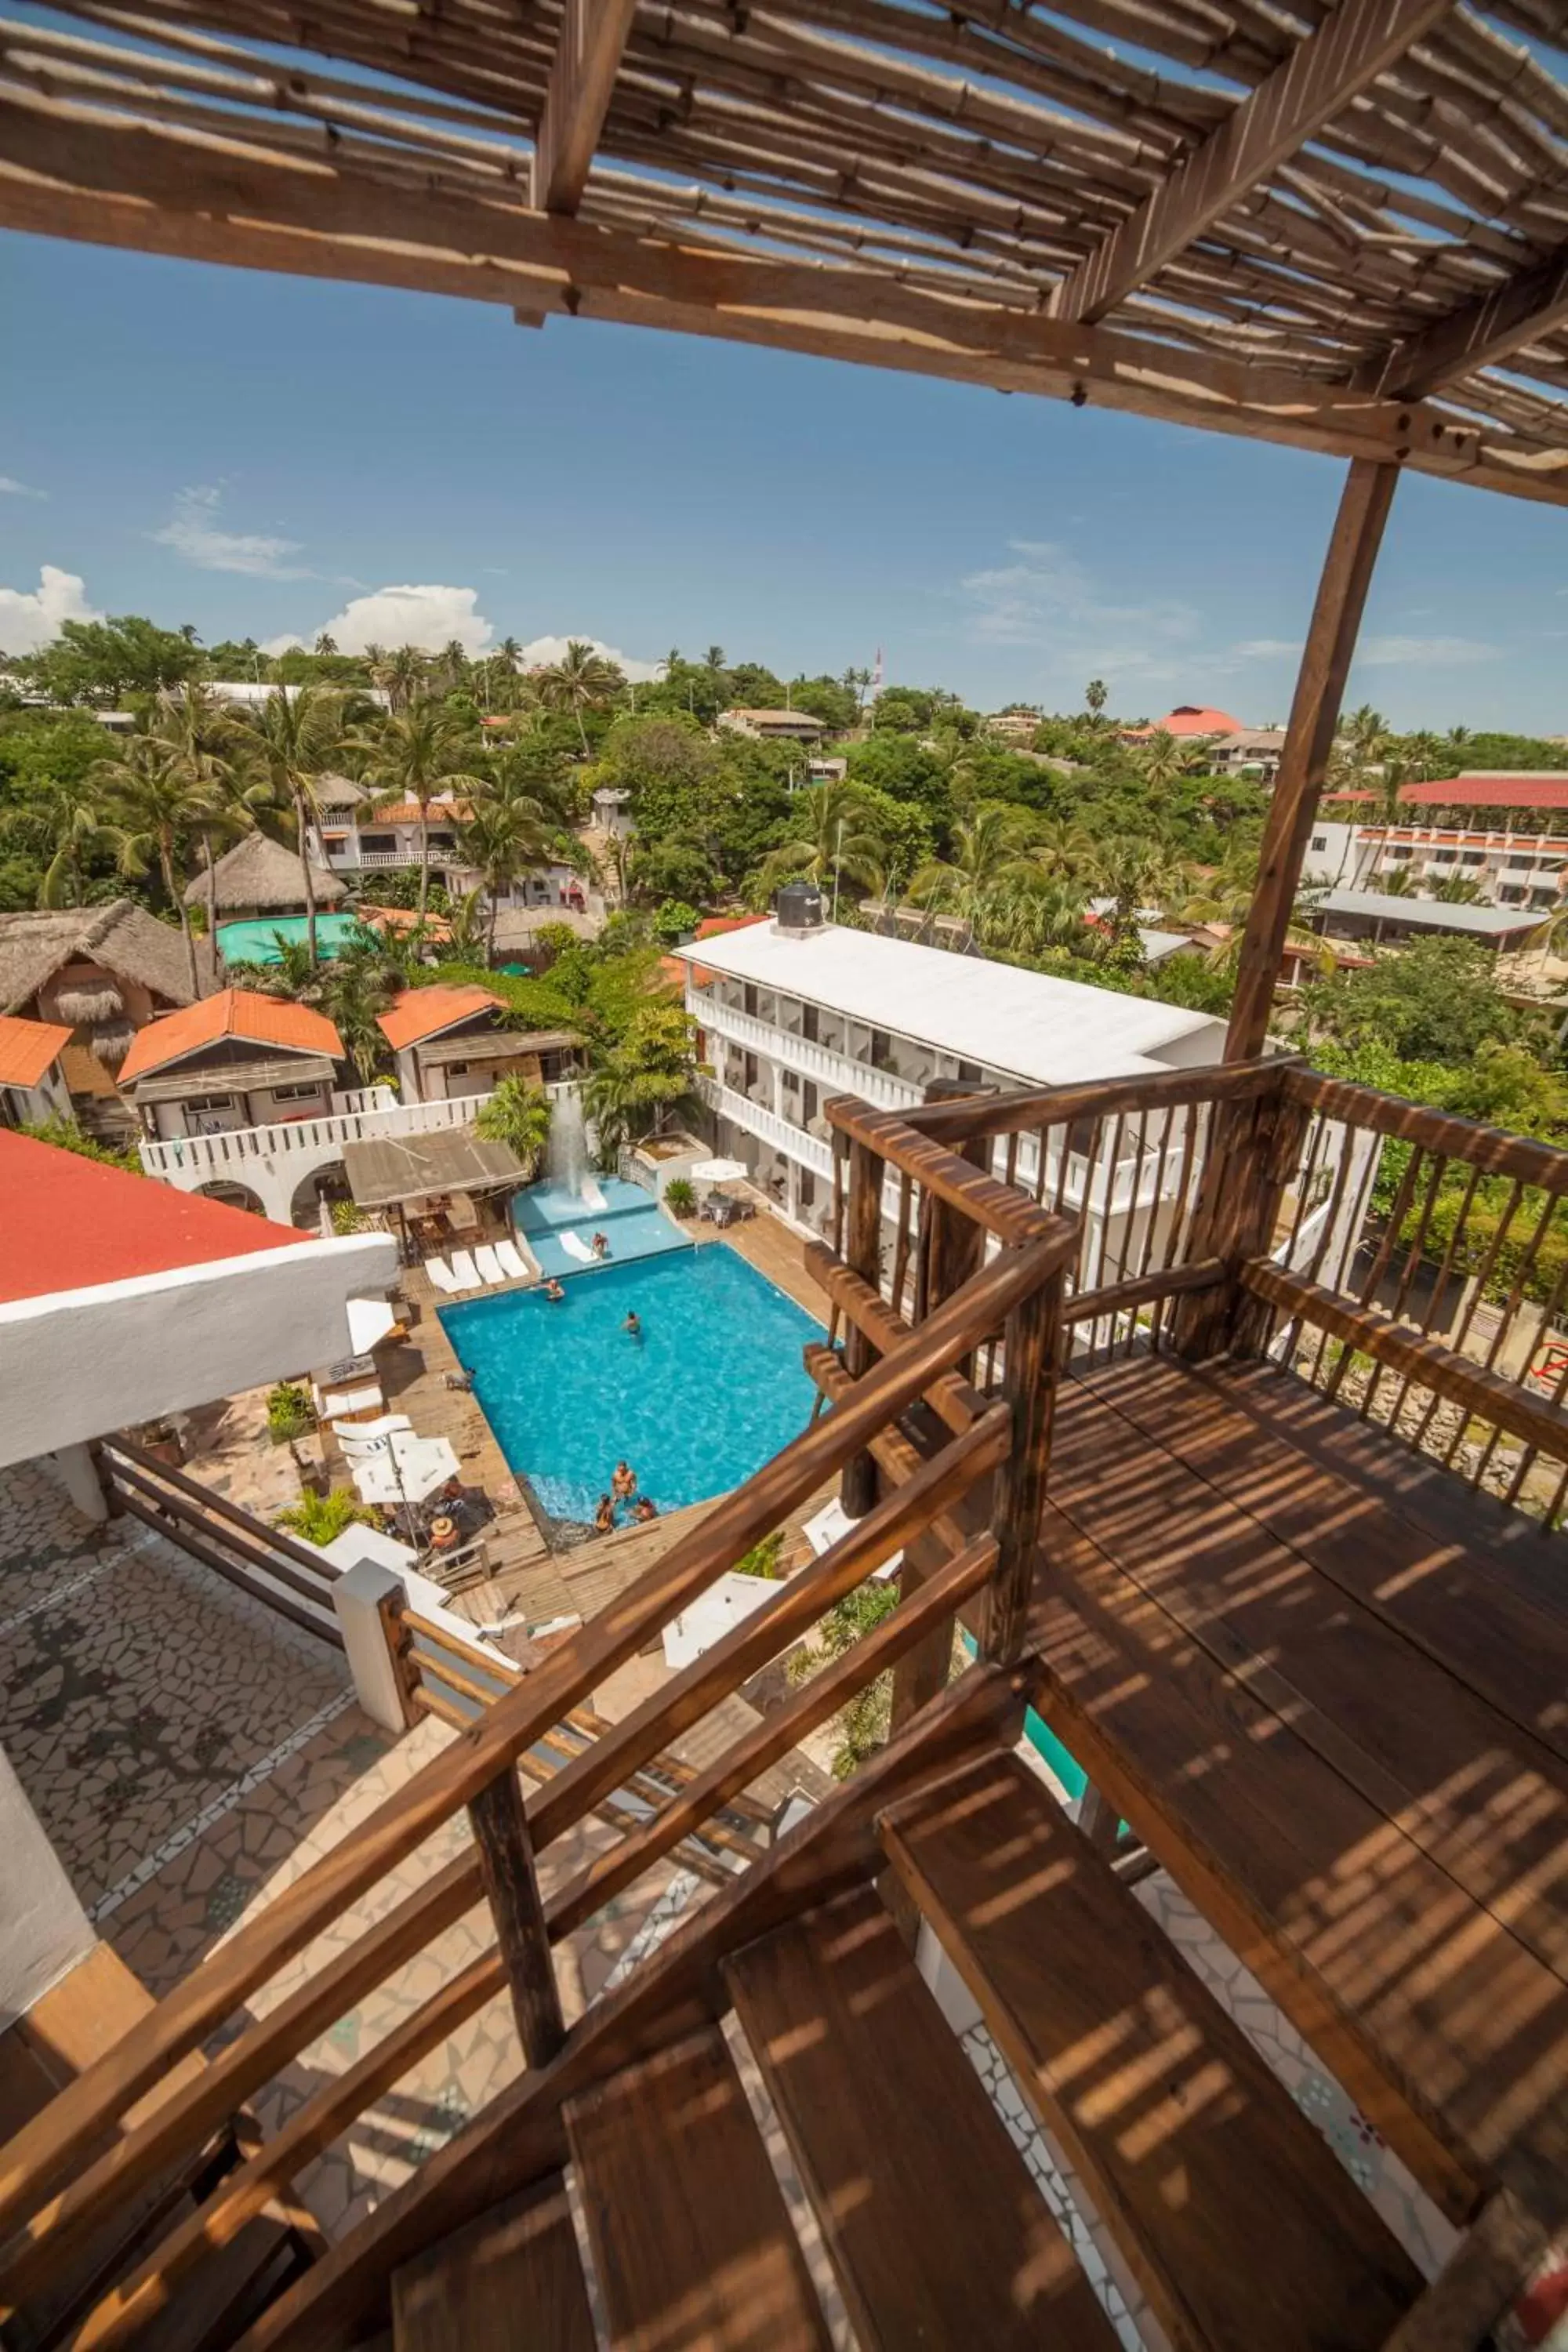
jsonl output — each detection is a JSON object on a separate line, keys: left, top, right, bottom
{"left": 675, "top": 920, "right": 1222, "bottom": 1084}
{"left": 378, "top": 984, "right": 505, "bottom": 1052}
{"left": 719, "top": 709, "right": 825, "bottom": 729}
{"left": 1402, "top": 774, "right": 1568, "bottom": 811}
{"left": 0, "top": 1012, "right": 72, "bottom": 1088}
{"left": 0, "top": 901, "right": 208, "bottom": 1015}
{"left": 1158, "top": 705, "right": 1246, "bottom": 737}
{"left": 184, "top": 830, "right": 347, "bottom": 913}
{"left": 118, "top": 989, "right": 345, "bottom": 1083}
{"left": 1309, "top": 888, "right": 1542, "bottom": 938}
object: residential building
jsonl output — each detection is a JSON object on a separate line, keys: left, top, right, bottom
{"left": 985, "top": 710, "right": 1041, "bottom": 742}
{"left": 1208, "top": 728, "right": 1287, "bottom": 782}
{"left": 189, "top": 831, "right": 347, "bottom": 938}
{"left": 0, "top": 900, "right": 211, "bottom": 1138}
{"left": 673, "top": 896, "right": 1224, "bottom": 1236}
{"left": 807, "top": 756, "right": 848, "bottom": 785}
{"left": 717, "top": 706, "right": 826, "bottom": 742}
{"left": 1123, "top": 703, "right": 1244, "bottom": 745}
{"left": 0, "top": 1013, "right": 73, "bottom": 1129}
{"left": 1304, "top": 818, "right": 1568, "bottom": 909}
{"left": 377, "top": 984, "right": 580, "bottom": 1105}
{"left": 119, "top": 989, "right": 350, "bottom": 1143}
{"left": 1298, "top": 886, "right": 1541, "bottom": 953}
{"left": 306, "top": 788, "right": 474, "bottom": 888}
{"left": 589, "top": 786, "right": 633, "bottom": 840}
{"left": 1400, "top": 771, "right": 1568, "bottom": 823}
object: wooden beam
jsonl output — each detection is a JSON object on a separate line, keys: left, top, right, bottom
{"left": 1225, "top": 457, "right": 1399, "bottom": 1060}
{"left": 1057, "top": 0, "right": 1455, "bottom": 324}
{"left": 532, "top": 0, "right": 638, "bottom": 214}
{"left": 469, "top": 1766, "right": 565, "bottom": 2067}
{"left": 1359, "top": 241, "right": 1568, "bottom": 399}
{"left": 0, "top": 93, "right": 1564, "bottom": 506}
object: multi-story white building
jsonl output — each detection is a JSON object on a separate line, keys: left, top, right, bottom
{"left": 1305, "top": 819, "right": 1568, "bottom": 910}
{"left": 307, "top": 784, "right": 592, "bottom": 916}
{"left": 673, "top": 900, "right": 1225, "bottom": 1244}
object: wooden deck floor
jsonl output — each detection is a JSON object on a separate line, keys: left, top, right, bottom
{"left": 1025, "top": 1348, "right": 1568, "bottom": 2233}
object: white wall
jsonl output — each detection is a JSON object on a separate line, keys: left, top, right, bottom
{"left": 0, "top": 1230, "right": 398, "bottom": 1471}
{"left": 0, "top": 1747, "right": 95, "bottom": 2029}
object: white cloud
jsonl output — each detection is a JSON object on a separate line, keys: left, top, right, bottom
{"left": 0, "top": 475, "right": 45, "bottom": 499}
{"left": 1231, "top": 638, "right": 1300, "bottom": 660}
{"left": 1356, "top": 634, "right": 1497, "bottom": 668}
{"left": 0, "top": 564, "right": 100, "bottom": 653}
{"left": 152, "top": 485, "right": 309, "bottom": 579}
{"left": 519, "top": 633, "right": 661, "bottom": 682}
{"left": 958, "top": 537, "right": 1203, "bottom": 686}
{"left": 263, "top": 583, "right": 495, "bottom": 658}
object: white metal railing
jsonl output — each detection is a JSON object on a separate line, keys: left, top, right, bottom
{"left": 140, "top": 1091, "right": 495, "bottom": 1181}
{"left": 691, "top": 994, "right": 922, "bottom": 1112}
{"left": 350, "top": 847, "right": 464, "bottom": 869}
{"left": 331, "top": 1084, "right": 397, "bottom": 1116}
{"left": 704, "top": 1080, "right": 833, "bottom": 1181}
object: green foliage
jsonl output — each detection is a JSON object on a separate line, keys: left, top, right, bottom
{"left": 653, "top": 898, "right": 699, "bottom": 946}
{"left": 663, "top": 1175, "right": 696, "bottom": 1216}
{"left": 266, "top": 1382, "right": 314, "bottom": 1443}
{"left": 18, "top": 615, "right": 204, "bottom": 706}
{"left": 734, "top": 1528, "right": 784, "bottom": 1577}
{"left": 20, "top": 1115, "right": 143, "bottom": 1173}
{"left": 330, "top": 1198, "right": 369, "bottom": 1235}
{"left": 359, "top": 867, "right": 452, "bottom": 913}
{"left": 475, "top": 1073, "right": 554, "bottom": 1169}
{"left": 787, "top": 1581, "right": 901, "bottom": 1778}
{"left": 583, "top": 998, "right": 700, "bottom": 1150}
{"left": 1302, "top": 937, "right": 1529, "bottom": 1065}
{"left": 276, "top": 1486, "right": 378, "bottom": 1545}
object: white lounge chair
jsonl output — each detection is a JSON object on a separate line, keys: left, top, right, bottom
{"left": 580, "top": 1174, "right": 608, "bottom": 1213}
{"left": 558, "top": 1231, "right": 596, "bottom": 1265}
{"left": 495, "top": 1238, "right": 530, "bottom": 1282}
{"left": 332, "top": 1414, "right": 412, "bottom": 1447}
{"left": 448, "top": 1250, "right": 483, "bottom": 1291}
{"left": 424, "top": 1255, "right": 461, "bottom": 1295}
{"left": 474, "top": 1244, "right": 506, "bottom": 1287}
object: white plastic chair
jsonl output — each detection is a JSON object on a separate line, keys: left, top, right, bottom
{"left": 448, "top": 1250, "right": 482, "bottom": 1291}
{"left": 495, "top": 1238, "right": 529, "bottom": 1282}
{"left": 474, "top": 1244, "right": 506, "bottom": 1287}
{"left": 424, "top": 1256, "right": 461, "bottom": 1295}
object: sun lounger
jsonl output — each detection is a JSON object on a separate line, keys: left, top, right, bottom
{"left": 424, "top": 1255, "right": 462, "bottom": 1295}
{"left": 495, "top": 1238, "right": 530, "bottom": 1282}
{"left": 474, "top": 1244, "right": 506, "bottom": 1287}
{"left": 448, "top": 1250, "right": 483, "bottom": 1291}
{"left": 558, "top": 1231, "right": 597, "bottom": 1265}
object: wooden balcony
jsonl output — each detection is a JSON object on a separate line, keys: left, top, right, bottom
{"left": 1, "top": 1061, "right": 1563, "bottom": 2352}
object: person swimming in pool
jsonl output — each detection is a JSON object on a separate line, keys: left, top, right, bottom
{"left": 612, "top": 1461, "right": 637, "bottom": 1501}
{"left": 543, "top": 1276, "right": 566, "bottom": 1301}
{"left": 633, "top": 1495, "right": 659, "bottom": 1523}
{"left": 622, "top": 1310, "right": 642, "bottom": 1339}
{"left": 593, "top": 1494, "right": 615, "bottom": 1533}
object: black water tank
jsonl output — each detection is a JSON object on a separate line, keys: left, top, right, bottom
{"left": 775, "top": 881, "right": 824, "bottom": 930}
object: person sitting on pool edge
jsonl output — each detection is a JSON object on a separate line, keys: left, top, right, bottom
{"left": 593, "top": 1494, "right": 615, "bottom": 1533}
{"left": 612, "top": 1461, "right": 637, "bottom": 1501}
{"left": 591, "top": 1232, "right": 612, "bottom": 1259}
{"left": 622, "top": 1309, "right": 642, "bottom": 1339}
{"left": 633, "top": 1495, "right": 659, "bottom": 1523}
{"left": 543, "top": 1276, "right": 566, "bottom": 1301}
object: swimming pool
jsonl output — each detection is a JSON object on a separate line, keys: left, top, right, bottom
{"left": 510, "top": 1174, "right": 689, "bottom": 1279}
{"left": 217, "top": 914, "right": 363, "bottom": 964}
{"left": 440, "top": 1247, "right": 822, "bottom": 1532}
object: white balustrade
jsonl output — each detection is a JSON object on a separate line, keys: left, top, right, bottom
{"left": 140, "top": 1091, "right": 495, "bottom": 1181}
{"left": 691, "top": 993, "right": 922, "bottom": 1112}
{"left": 704, "top": 1080, "right": 833, "bottom": 1181}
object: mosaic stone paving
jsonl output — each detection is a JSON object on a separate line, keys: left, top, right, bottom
{"left": 0, "top": 1458, "right": 350, "bottom": 1912}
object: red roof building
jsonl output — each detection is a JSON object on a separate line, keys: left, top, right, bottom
{"left": 1400, "top": 773, "right": 1568, "bottom": 813}
{"left": 377, "top": 984, "right": 504, "bottom": 1053}
{"left": 0, "top": 1012, "right": 73, "bottom": 1091}
{"left": 119, "top": 989, "right": 343, "bottom": 1083}
{"left": 1157, "top": 705, "right": 1246, "bottom": 738}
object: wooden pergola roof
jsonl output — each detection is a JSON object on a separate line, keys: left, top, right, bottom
{"left": 1, "top": 0, "right": 1565, "bottom": 503}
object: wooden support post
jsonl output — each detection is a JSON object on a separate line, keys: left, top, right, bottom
{"left": 468, "top": 1765, "right": 564, "bottom": 2068}
{"left": 983, "top": 1267, "right": 1065, "bottom": 1664}
{"left": 1167, "top": 1076, "right": 1309, "bottom": 1362}
{"left": 1225, "top": 458, "right": 1399, "bottom": 1062}
{"left": 375, "top": 1581, "right": 421, "bottom": 1732}
{"left": 840, "top": 1138, "right": 885, "bottom": 1520}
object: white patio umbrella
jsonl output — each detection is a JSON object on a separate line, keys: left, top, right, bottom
{"left": 350, "top": 1431, "right": 461, "bottom": 1511}
{"left": 688, "top": 1157, "right": 750, "bottom": 1183}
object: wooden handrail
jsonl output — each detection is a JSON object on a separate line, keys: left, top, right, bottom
{"left": 104, "top": 1437, "right": 338, "bottom": 1581}
{"left": 107, "top": 1492, "right": 341, "bottom": 1651}
{"left": 892, "top": 1057, "right": 1288, "bottom": 1145}
{"left": 1283, "top": 1065, "right": 1568, "bottom": 1192}
{"left": 823, "top": 1098, "right": 1066, "bottom": 1247}
{"left": 105, "top": 1459, "right": 336, "bottom": 1607}
{"left": 1241, "top": 1259, "right": 1568, "bottom": 1460}
{"left": 0, "top": 1216, "right": 1072, "bottom": 2246}
{"left": 1062, "top": 1259, "right": 1226, "bottom": 1327}
{"left": 804, "top": 1240, "right": 984, "bottom": 1434}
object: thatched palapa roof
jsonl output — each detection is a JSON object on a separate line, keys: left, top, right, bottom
{"left": 0, "top": 901, "right": 210, "bottom": 1016}
{"left": 185, "top": 831, "right": 347, "bottom": 913}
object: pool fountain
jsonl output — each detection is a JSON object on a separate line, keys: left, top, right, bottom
{"left": 546, "top": 1088, "right": 590, "bottom": 1196}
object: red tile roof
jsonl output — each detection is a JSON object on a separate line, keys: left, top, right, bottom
{"left": 0, "top": 1130, "right": 299, "bottom": 1304}
{"left": 378, "top": 983, "right": 503, "bottom": 1051}
{"left": 694, "top": 914, "right": 768, "bottom": 940}
{"left": 119, "top": 990, "right": 344, "bottom": 1083}
{"left": 0, "top": 1013, "right": 72, "bottom": 1088}
{"left": 1157, "top": 705, "right": 1245, "bottom": 737}
{"left": 1401, "top": 773, "right": 1568, "bottom": 811}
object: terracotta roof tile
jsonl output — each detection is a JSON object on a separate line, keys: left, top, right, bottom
{"left": 118, "top": 989, "right": 344, "bottom": 1083}
{"left": 377, "top": 984, "right": 503, "bottom": 1051}
{"left": 0, "top": 1013, "right": 72, "bottom": 1088}
{"left": 1402, "top": 774, "right": 1568, "bottom": 811}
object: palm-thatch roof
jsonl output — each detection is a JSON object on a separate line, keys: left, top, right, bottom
{"left": 184, "top": 831, "right": 347, "bottom": 913}
{"left": 0, "top": 901, "right": 210, "bottom": 1015}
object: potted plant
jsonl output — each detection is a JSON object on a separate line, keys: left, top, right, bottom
{"left": 664, "top": 1175, "right": 697, "bottom": 1218}
{"left": 266, "top": 1382, "right": 314, "bottom": 1445}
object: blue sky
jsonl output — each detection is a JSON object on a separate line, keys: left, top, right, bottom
{"left": 2, "top": 225, "right": 1564, "bottom": 731}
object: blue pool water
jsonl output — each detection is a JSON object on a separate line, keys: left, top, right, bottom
{"left": 217, "top": 914, "right": 364, "bottom": 964}
{"left": 510, "top": 1175, "right": 689, "bottom": 1279}
{"left": 440, "top": 1248, "right": 822, "bottom": 1530}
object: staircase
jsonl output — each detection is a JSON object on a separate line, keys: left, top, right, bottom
{"left": 382, "top": 1748, "right": 1424, "bottom": 2352}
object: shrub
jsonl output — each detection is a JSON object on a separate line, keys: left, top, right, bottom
{"left": 735, "top": 1529, "right": 785, "bottom": 1579}
{"left": 475, "top": 1073, "right": 553, "bottom": 1172}
{"left": 22, "top": 1115, "right": 143, "bottom": 1174}
{"left": 330, "top": 1198, "right": 368, "bottom": 1235}
{"left": 663, "top": 1176, "right": 696, "bottom": 1217}
{"left": 276, "top": 1486, "right": 378, "bottom": 1547}
{"left": 266, "top": 1381, "right": 314, "bottom": 1443}
{"left": 652, "top": 898, "right": 699, "bottom": 947}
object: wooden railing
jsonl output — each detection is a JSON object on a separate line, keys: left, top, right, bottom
{"left": 0, "top": 1102, "right": 1077, "bottom": 2350}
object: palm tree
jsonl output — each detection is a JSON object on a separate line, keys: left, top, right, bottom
{"left": 757, "top": 781, "right": 886, "bottom": 908}
{"left": 372, "top": 644, "right": 428, "bottom": 714}
{"left": 475, "top": 1073, "right": 553, "bottom": 1174}
{"left": 1432, "top": 873, "right": 1486, "bottom": 903}
{"left": 1341, "top": 704, "right": 1388, "bottom": 771}
{"left": 314, "top": 632, "right": 339, "bottom": 656}
{"left": 437, "top": 638, "right": 470, "bottom": 697}
{"left": 91, "top": 735, "right": 219, "bottom": 996}
{"left": 1084, "top": 678, "right": 1108, "bottom": 723}
{"left": 241, "top": 684, "right": 349, "bottom": 964}
{"left": 535, "top": 639, "right": 622, "bottom": 754}
{"left": 1029, "top": 816, "right": 1097, "bottom": 884}
{"left": 12, "top": 776, "right": 121, "bottom": 908}
{"left": 910, "top": 805, "right": 1039, "bottom": 927}
{"left": 840, "top": 665, "right": 872, "bottom": 717}
{"left": 497, "top": 634, "right": 523, "bottom": 673}
{"left": 1135, "top": 730, "right": 1206, "bottom": 792}
{"left": 460, "top": 781, "right": 556, "bottom": 960}
{"left": 351, "top": 703, "right": 485, "bottom": 923}
{"left": 320, "top": 957, "right": 396, "bottom": 1083}
{"left": 151, "top": 681, "right": 263, "bottom": 953}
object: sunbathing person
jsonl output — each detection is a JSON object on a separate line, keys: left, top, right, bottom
{"left": 612, "top": 1461, "right": 637, "bottom": 1500}
{"left": 593, "top": 1494, "right": 615, "bottom": 1533}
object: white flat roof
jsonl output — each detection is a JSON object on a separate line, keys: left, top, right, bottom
{"left": 676, "top": 921, "right": 1222, "bottom": 1087}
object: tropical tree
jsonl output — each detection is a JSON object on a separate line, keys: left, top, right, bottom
{"left": 18, "top": 776, "right": 122, "bottom": 909}
{"left": 1084, "top": 678, "right": 1108, "bottom": 722}
{"left": 909, "top": 804, "right": 1039, "bottom": 926}
{"left": 1135, "top": 730, "right": 1206, "bottom": 791}
{"left": 535, "top": 639, "right": 622, "bottom": 754}
{"left": 757, "top": 781, "right": 886, "bottom": 906}
{"left": 1432, "top": 872, "right": 1486, "bottom": 903}
{"left": 241, "top": 684, "right": 349, "bottom": 964}
{"left": 314, "top": 632, "right": 339, "bottom": 656}
{"left": 583, "top": 1000, "right": 701, "bottom": 1151}
{"left": 372, "top": 644, "right": 428, "bottom": 713}
{"left": 319, "top": 956, "right": 397, "bottom": 1083}
{"left": 91, "top": 734, "right": 219, "bottom": 994}
{"left": 475, "top": 1073, "right": 553, "bottom": 1174}
{"left": 461, "top": 782, "right": 557, "bottom": 961}
{"left": 350, "top": 704, "right": 485, "bottom": 924}
{"left": 151, "top": 681, "right": 263, "bottom": 950}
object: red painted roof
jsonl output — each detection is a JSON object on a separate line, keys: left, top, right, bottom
{"left": 0, "top": 1130, "right": 299, "bottom": 1305}
{"left": 379, "top": 983, "right": 503, "bottom": 1051}
{"left": 119, "top": 990, "right": 343, "bottom": 1083}
{"left": 1401, "top": 773, "right": 1568, "bottom": 811}
{"left": 694, "top": 914, "right": 768, "bottom": 940}
{"left": 0, "top": 1013, "right": 72, "bottom": 1088}
{"left": 1158, "top": 705, "right": 1244, "bottom": 736}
